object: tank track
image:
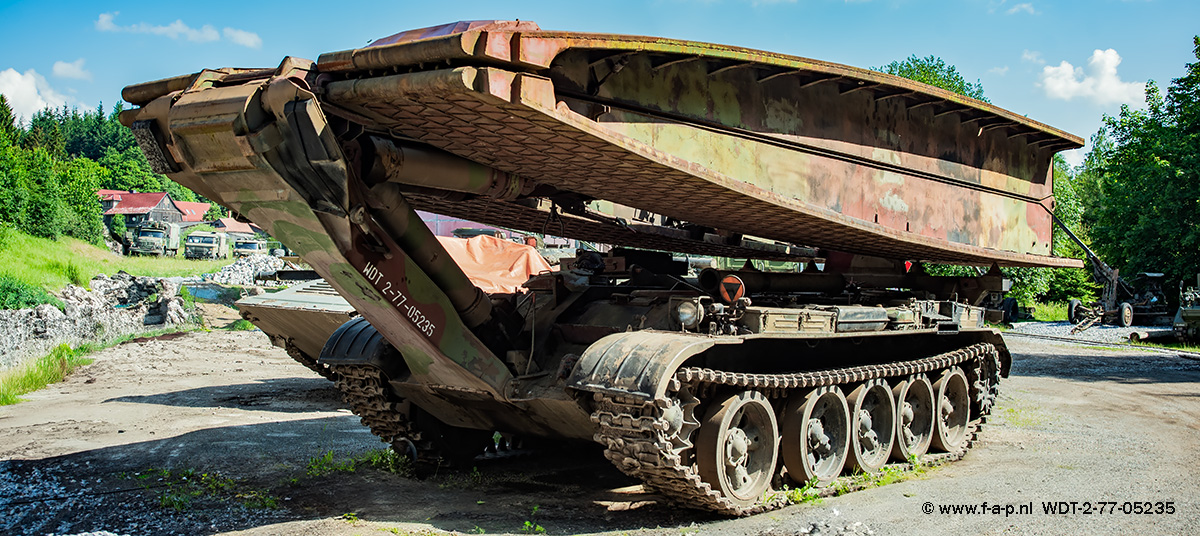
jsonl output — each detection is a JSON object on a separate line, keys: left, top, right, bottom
{"left": 283, "top": 339, "right": 338, "bottom": 381}
{"left": 590, "top": 342, "right": 999, "bottom": 516}
{"left": 328, "top": 364, "right": 436, "bottom": 463}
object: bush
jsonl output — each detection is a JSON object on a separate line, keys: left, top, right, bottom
{"left": 0, "top": 274, "right": 63, "bottom": 310}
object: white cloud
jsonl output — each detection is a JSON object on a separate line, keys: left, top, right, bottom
{"left": 1040, "top": 49, "right": 1145, "bottom": 106}
{"left": 223, "top": 28, "right": 262, "bottom": 49}
{"left": 1022, "top": 50, "right": 1045, "bottom": 64}
{"left": 52, "top": 58, "right": 92, "bottom": 81}
{"left": 0, "top": 69, "right": 72, "bottom": 123}
{"left": 988, "top": 66, "right": 1010, "bottom": 76}
{"left": 95, "top": 12, "right": 261, "bottom": 48}
{"left": 1007, "top": 2, "right": 1036, "bottom": 14}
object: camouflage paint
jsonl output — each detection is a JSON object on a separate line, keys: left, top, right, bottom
{"left": 120, "top": 64, "right": 513, "bottom": 397}
{"left": 312, "top": 24, "right": 1083, "bottom": 267}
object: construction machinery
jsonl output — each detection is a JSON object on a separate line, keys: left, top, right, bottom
{"left": 121, "top": 20, "right": 1084, "bottom": 515}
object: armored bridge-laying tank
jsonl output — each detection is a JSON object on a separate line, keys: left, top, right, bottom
{"left": 121, "top": 20, "right": 1083, "bottom": 515}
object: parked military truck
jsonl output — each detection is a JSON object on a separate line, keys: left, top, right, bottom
{"left": 1176, "top": 274, "right": 1200, "bottom": 343}
{"left": 128, "top": 221, "right": 179, "bottom": 256}
{"left": 232, "top": 238, "right": 268, "bottom": 257}
{"left": 184, "top": 231, "right": 229, "bottom": 259}
{"left": 121, "top": 20, "right": 1084, "bottom": 515}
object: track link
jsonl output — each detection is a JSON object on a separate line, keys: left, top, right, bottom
{"left": 591, "top": 342, "right": 998, "bottom": 516}
{"left": 329, "top": 364, "right": 436, "bottom": 463}
{"left": 283, "top": 339, "right": 338, "bottom": 381}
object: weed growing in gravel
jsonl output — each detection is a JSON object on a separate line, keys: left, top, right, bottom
{"left": 521, "top": 505, "right": 546, "bottom": 534}
{"left": 341, "top": 512, "right": 360, "bottom": 524}
{"left": 437, "top": 466, "right": 488, "bottom": 490}
{"left": 306, "top": 450, "right": 357, "bottom": 476}
{"left": 778, "top": 477, "right": 822, "bottom": 505}
{"left": 0, "top": 344, "right": 94, "bottom": 405}
{"left": 127, "top": 468, "right": 281, "bottom": 511}
{"left": 354, "top": 448, "right": 413, "bottom": 477}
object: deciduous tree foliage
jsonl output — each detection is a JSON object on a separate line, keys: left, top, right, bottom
{"left": 875, "top": 55, "right": 989, "bottom": 103}
{"left": 873, "top": 54, "right": 1087, "bottom": 303}
{"left": 0, "top": 101, "right": 209, "bottom": 245}
{"left": 1082, "top": 36, "right": 1200, "bottom": 293}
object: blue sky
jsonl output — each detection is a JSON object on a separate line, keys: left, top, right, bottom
{"left": 1, "top": 0, "right": 1196, "bottom": 166}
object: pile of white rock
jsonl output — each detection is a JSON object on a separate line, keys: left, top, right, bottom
{"left": 0, "top": 272, "right": 190, "bottom": 371}
{"left": 205, "top": 254, "right": 285, "bottom": 286}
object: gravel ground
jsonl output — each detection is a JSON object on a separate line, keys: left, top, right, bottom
{"left": 1006, "top": 320, "right": 1175, "bottom": 344}
{"left": 1, "top": 325, "right": 1197, "bottom": 535}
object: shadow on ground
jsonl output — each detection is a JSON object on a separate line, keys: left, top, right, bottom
{"left": 0, "top": 417, "right": 710, "bottom": 536}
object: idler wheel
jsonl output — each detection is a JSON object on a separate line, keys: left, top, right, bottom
{"left": 696, "top": 391, "right": 779, "bottom": 506}
{"left": 781, "top": 386, "right": 850, "bottom": 486}
{"left": 931, "top": 367, "right": 971, "bottom": 452}
{"left": 890, "top": 375, "right": 934, "bottom": 461}
{"left": 847, "top": 379, "right": 896, "bottom": 473}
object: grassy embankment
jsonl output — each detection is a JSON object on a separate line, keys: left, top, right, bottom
{"left": 0, "top": 228, "right": 232, "bottom": 293}
{"left": 0, "top": 227, "right": 234, "bottom": 404}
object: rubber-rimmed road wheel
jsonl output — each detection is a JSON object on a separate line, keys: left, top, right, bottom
{"left": 697, "top": 391, "right": 779, "bottom": 506}
{"left": 931, "top": 368, "right": 970, "bottom": 452}
{"left": 891, "top": 375, "right": 934, "bottom": 461}
{"left": 1119, "top": 302, "right": 1134, "bottom": 327}
{"left": 847, "top": 379, "right": 895, "bottom": 472}
{"left": 781, "top": 386, "right": 850, "bottom": 486}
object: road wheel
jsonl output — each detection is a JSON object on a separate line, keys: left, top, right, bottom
{"left": 847, "top": 379, "right": 895, "bottom": 473}
{"left": 931, "top": 368, "right": 970, "bottom": 453}
{"left": 1067, "top": 299, "right": 1083, "bottom": 324}
{"left": 1119, "top": 302, "right": 1134, "bottom": 327}
{"left": 891, "top": 375, "right": 934, "bottom": 461}
{"left": 781, "top": 386, "right": 849, "bottom": 486}
{"left": 697, "top": 390, "right": 779, "bottom": 507}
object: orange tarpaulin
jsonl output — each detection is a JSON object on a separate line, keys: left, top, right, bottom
{"left": 436, "top": 235, "right": 552, "bottom": 294}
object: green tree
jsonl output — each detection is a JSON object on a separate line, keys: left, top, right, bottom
{"left": 58, "top": 158, "right": 108, "bottom": 244}
{"left": 19, "top": 148, "right": 66, "bottom": 239}
{"left": 875, "top": 55, "right": 989, "bottom": 103}
{"left": 1083, "top": 36, "right": 1200, "bottom": 292}
{"left": 0, "top": 95, "right": 18, "bottom": 146}
{"left": 109, "top": 213, "right": 127, "bottom": 238}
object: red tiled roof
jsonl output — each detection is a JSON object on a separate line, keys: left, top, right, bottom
{"left": 101, "top": 192, "right": 172, "bottom": 216}
{"left": 213, "top": 217, "right": 254, "bottom": 234}
{"left": 174, "top": 201, "right": 211, "bottom": 222}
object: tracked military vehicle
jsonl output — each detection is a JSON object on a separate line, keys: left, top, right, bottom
{"left": 121, "top": 20, "right": 1083, "bottom": 515}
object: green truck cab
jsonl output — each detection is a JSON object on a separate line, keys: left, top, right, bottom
{"left": 185, "top": 231, "right": 229, "bottom": 259}
{"left": 128, "top": 221, "right": 180, "bottom": 256}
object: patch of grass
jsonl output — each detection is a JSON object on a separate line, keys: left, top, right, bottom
{"left": 0, "top": 227, "right": 232, "bottom": 293}
{"left": 0, "top": 344, "right": 94, "bottom": 405}
{"left": 354, "top": 448, "right": 413, "bottom": 477}
{"left": 1, "top": 327, "right": 203, "bottom": 405}
{"left": 127, "top": 467, "right": 280, "bottom": 511}
{"left": 306, "top": 450, "right": 357, "bottom": 477}
{"left": 437, "top": 466, "right": 488, "bottom": 490}
{"left": 778, "top": 477, "right": 822, "bottom": 505}
{"left": 817, "top": 459, "right": 932, "bottom": 499}
{"left": 999, "top": 405, "right": 1047, "bottom": 428}
{"left": 0, "top": 274, "right": 64, "bottom": 311}
{"left": 1030, "top": 301, "right": 1068, "bottom": 322}
{"left": 341, "top": 512, "right": 360, "bottom": 524}
{"left": 226, "top": 319, "right": 258, "bottom": 331}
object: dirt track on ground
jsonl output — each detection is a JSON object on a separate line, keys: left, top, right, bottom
{"left": 1, "top": 317, "right": 1198, "bottom": 535}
